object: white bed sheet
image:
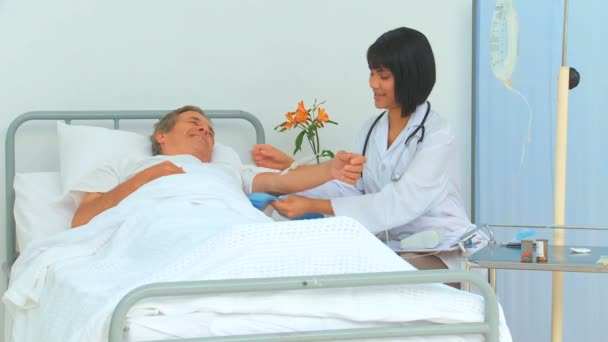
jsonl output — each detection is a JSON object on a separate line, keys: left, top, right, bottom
{"left": 3, "top": 164, "right": 512, "bottom": 342}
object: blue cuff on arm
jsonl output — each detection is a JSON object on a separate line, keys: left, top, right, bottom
{"left": 247, "top": 193, "right": 323, "bottom": 220}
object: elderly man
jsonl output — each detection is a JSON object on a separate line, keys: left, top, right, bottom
{"left": 71, "top": 105, "right": 366, "bottom": 227}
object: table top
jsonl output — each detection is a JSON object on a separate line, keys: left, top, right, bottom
{"left": 468, "top": 244, "right": 608, "bottom": 272}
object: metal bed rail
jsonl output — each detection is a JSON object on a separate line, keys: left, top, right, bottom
{"left": 4, "top": 110, "right": 265, "bottom": 277}
{"left": 109, "top": 270, "right": 500, "bottom": 342}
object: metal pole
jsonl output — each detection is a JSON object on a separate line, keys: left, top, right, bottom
{"left": 551, "top": 1, "right": 569, "bottom": 341}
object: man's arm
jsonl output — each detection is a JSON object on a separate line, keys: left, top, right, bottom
{"left": 71, "top": 161, "right": 184, "bottom": 228}
{"left": 251, "top": 150, "right": 365, "bottom": 195}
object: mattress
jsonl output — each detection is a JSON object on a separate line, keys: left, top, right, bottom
{"left": 125, "top": 312, "right": 484, "bottom": 342}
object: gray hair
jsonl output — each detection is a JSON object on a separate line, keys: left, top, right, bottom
{"left": 151, "top": 105, "right": 208, "bottom": 155}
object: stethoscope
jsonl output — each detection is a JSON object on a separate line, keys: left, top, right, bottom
{"left": 361, "top": 101, "right": 431, "bottom": 182}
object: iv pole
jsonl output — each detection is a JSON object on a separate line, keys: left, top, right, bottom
{"left": 552, "top": 0, "right": 577, "bottom": 341}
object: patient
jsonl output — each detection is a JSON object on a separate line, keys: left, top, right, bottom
{"left": 70, "top": 105, "right": 366, "bottom": 228}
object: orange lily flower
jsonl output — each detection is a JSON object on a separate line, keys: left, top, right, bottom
{"left": 283, "top": 112, "right": 296, "bottom": 130}
{"left": 294, "top": 100, "right": 308, "bottom": 124}
{"left": 316, "top": 107, "right": 329, "bottom": 124}
{"left": 274, "top": 99, "right": 336, "bottom": 162}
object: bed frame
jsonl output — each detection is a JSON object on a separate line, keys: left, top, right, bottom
{"left": 4, "top": 109, "right": 264, "bottom": 273}
{"left": 4, "top": 110, "right": 500, "bottom": 342}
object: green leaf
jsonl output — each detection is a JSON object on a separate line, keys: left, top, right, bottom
{"left": 306, "top": 124, "right": 317, "bottom": 135}
{"left": 294, "top": 130, "right": 306, "bottom": 154}
{"left": 321, "top": 150, "right": 335, "bottom": 158}
{"left": 326, "top": 120, "right": 338, "bottom": 125}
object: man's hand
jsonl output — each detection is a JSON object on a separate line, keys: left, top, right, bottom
{"left": 137, "top": 160, "right": 185, "bottom": 185}
{"left": 329, "top": 150, "right": 366, "bottom": 185}
{"left": 251, "top": 144, "right": 294, "bottom": 170}
{"left": 72, "top": 160, "right": 184, "bottom": 228}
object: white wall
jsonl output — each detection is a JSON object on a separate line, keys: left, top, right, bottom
{"left": 0, "top": 0, "right": 472, "bottom": 336}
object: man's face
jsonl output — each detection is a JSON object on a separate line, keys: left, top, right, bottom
{"left": 155, "top": 111, "right": 215, "bottom": 162}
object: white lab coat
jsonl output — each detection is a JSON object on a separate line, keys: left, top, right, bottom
{"left": 299, "top": 102, "right": 474, "bottom": 247}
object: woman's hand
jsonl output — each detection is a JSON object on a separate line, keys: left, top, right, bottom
{"left": 271, "top": 195, "right": 334, "bottom": 218}
{"left": 271, "top": 195, "right": 315, "bottom": 219}
{"left": 251, "top": 144, "right": 294, "bottom": 170}
{"left": 329, "top": 150, "right": 366, "bottom": 185}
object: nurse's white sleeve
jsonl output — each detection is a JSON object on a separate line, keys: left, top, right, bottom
{"left": 295, "top": 180, "right": 363, "bottom": 199}
{"left": 330, "top": 131, "right": 454, "bottom": 233}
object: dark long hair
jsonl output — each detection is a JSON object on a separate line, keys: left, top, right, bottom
{"left": 367, "top": 27, "right": 436, "bottom": 117}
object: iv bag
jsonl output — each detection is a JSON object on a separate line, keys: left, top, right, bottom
{"left": 490, "top": 0, "right": 519, "bottom": 84}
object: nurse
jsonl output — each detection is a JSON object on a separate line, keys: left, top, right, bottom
{"left": 252, "top": 27, "right": 474, "bottom": 272}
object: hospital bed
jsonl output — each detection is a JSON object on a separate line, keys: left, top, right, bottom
{"left": 3, "top": 110, "right": 509, "bottom": 342}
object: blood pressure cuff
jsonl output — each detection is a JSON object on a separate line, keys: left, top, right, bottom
{"left": 247, "top": 192, "right": 323, "bottom": 220}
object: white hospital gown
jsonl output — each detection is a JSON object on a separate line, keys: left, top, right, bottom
{"left": 69, "top": 154, "right": 259, "bottom": 206}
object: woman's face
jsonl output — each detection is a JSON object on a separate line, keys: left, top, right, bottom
{"left": 369, "top": 67, "right": 400, "bottom": 112}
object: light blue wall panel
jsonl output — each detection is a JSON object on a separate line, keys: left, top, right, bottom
{"left": 475, "top": 1, "right": 608, "bottom": 341}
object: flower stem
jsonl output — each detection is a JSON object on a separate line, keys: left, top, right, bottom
{"left": 315, "top": 124, "right": 321, "bottom": 164}
{"left": 306, "top": 132, "right": 317, "bottom": 160}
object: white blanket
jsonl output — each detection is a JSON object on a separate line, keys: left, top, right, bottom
{"left": 3, "top": 171, "right": 512, "bottom": 342}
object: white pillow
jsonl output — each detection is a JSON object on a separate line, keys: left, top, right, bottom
{"left": 57, "top": 122, "right": 152, "bottom": 194}
{"left": 212, "top": 142, "right": 243, "bottom": 166}
{"left": 14, "top": 172, "right": 75, "bottom": 251}
{"left": 57, "top": 121, "right": 243, "bottom": 194}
